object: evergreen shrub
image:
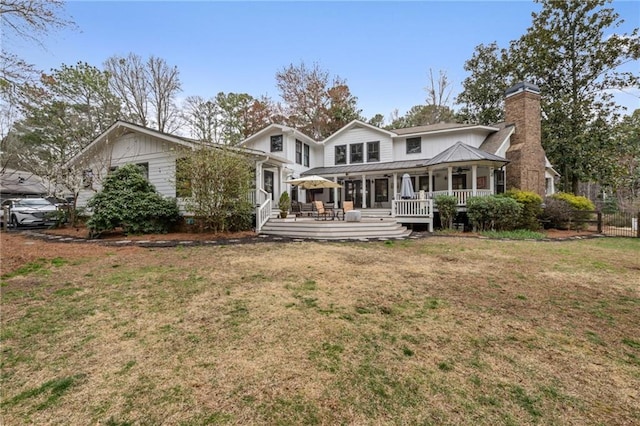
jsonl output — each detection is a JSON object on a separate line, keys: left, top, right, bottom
{"left": 87, "top": 164, "right": 179, "bottom": 237}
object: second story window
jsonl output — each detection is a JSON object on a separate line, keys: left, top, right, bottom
{"left": 295, "top": 139, "right": 302, "bottom": 164}
{"left": 367, "top": 141, "right": 380, "bottom": 162}
{"left": 271, "top": 135, "right": 283, "bottom": 152}
{"left": 406, "top": 137, "right": 421, "bottom": 154}
{"left": 350, "top": 143, "right": 363, "bottom": 163}
{"left": 335, "top": 145, "right": 346, "bottom": 165}
{"left": 304, "top": 144, "right": 310, "bottom": 167}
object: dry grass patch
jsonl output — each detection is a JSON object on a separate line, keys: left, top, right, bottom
{"left": 1, "top": 236, "right": 639, "bottom": 425}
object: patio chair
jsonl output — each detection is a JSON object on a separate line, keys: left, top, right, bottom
{"left": 312, "top": 200, "right": 334, "bottom": 221}
{"left": 340, "top": 201, "right": 354, "bottom": 221}
{"left": 291, "top": 200, "right": 303, "bottom": 221}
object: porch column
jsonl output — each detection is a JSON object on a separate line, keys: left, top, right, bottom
{"left": 333, "top": 177, "right": 338, "bottom": 208}
{"left": 255, "top": 161, "right": 263, "bottom": 203}
{"left": 447, "top": 166, "right": 453, "bottom": 195}
{"left": 276, "top": 165, "right": 282, "bottom": 199}
{"left": 428, "top": 169, "right": 433, "bottom": 195}
{"left": 393, "top": 173, "right": 398, "bottom": 200}
{"left": 472, "top": 165, "right": 477, "bottom": 196}
{"left": 489, "top": 167, "right": 495, "bottom": 194}
{"left": 361, "top": 174, "right": 367, "bottom": 208}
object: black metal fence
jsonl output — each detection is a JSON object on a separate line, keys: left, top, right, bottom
{"left": 601, "top": 211, "right": 640, "bottom": 238}
{"left": 555, "top": 210, "right": 639, "bottom": 238}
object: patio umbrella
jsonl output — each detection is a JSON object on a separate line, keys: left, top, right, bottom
{"left": 400, "top": 173, "right": 414, "bottom": 199}
{"left": 285, "top": 175, "right": 342, "bottom": 189}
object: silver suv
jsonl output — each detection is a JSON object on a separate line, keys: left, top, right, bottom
{"left": 1, "top": 198, "right": 59, "bottom": 227}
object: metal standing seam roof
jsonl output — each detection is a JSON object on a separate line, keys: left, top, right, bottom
{"left": 302, "top": 142, "right": 509, "bottom": 176}
{"left": 426, "top": 141, "right": 509, "bottom": 166}
{"left": 302, "top": 159, "right": 432, "bottom": 176}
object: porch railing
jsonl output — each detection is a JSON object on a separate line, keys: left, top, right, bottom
{"left": 255, "top": 189, "right": 272, "bottom": 233}
{"left": 392, "top": 199, "right": 433, "bottom": 218}
{"left": 396, "top": 190, "right": 493, "bottom": 206}
{"left": 431, "top": 189, "right": 492, "bottom": 206}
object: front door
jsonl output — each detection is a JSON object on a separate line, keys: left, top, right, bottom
{"left": 452, "top": 174, "right": 467, "bottom": 190}
{"left": 344, "top": 180, "right": 362, "bottom": 208}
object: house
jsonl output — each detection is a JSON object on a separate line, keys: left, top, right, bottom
{"left": 240, "top": 82, "right": 558, "bottom": 231}
{"left": 70, "top": 82, "right": 557, "bottom": 234}
{"left": 0, "top": 168, "right": 49, "bottom": 202}
{"left": 67, "top": 121, "right": 290, "bottom": 211}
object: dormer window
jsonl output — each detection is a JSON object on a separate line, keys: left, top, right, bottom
{"left": 406, "top": 137, "right": 421, "bottom": 154}
{"left": 271, "top": 135, "right": 283, "bottom": 152}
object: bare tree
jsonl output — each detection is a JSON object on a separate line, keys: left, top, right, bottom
{"left": 104, "top": 53, "right": 182, "bottom": 132}
{"left": 276, "top": 61, "right": 360, "bottom": 139}
{"left": 104, "top": 53, "right": 150, "bottom": 127}
{"left": 0, "top": 0, "right": 73, "bottom": 45}
{"left": 424, "top": 68, "right": 455, "bottom": 123}
{"left": 182, "top": 95, "right": 220, "bottom": 142}
{"left": 1, "top": 0, "right": 76, "bottom": 171}
{"left": 147, "top": 55, "right": 181, "bottom": 133}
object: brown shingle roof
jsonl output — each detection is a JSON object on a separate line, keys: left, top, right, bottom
{"left": 391, "top": 122, "right": 478, "bottom": 135}
{"left": 479, "top": 122, "right": 514, "bottom": 155}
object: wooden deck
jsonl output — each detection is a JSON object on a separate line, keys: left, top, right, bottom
{"left": 260, "top": 215, "right": 412, "bottom": 240}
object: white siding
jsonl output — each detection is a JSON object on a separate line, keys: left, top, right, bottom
{"left": 243, "top": 130, "right": 289, "bottom": 160}
{"left": 75, "top": 133, "right": 183, "bottom": 208}
{"left": 393, "top": 130, "right": 491, "bottom": 161}
{"left": 323, "top": 127, "right": 393, "bottom": 165}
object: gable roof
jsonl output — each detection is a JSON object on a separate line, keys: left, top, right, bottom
{"left": 239, "top": 123, "right": 318, "bottom": 147}
{"left": 427, "top": 141, "right": 508, "bottom": 166}
{"left": 67, "top": 120, "right": 291, "bottom": 169}
{"left": 67, "top": 121, "right": 197, "bottom": 167}
{"left": 479, "top": 122, "right": 514, "bottom": 155}
{"left": 320, "top": 120, "right": 396, "bottom": 145}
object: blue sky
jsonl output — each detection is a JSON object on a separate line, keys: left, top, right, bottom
{"left": 15, "top": 0, "right": 640, "bottom": 120}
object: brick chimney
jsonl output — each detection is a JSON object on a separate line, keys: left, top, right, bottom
{"left": 504, "top": 82, "right": 546, "bottom": 197}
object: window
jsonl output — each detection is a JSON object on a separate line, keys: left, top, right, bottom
{"left": 136, "top": 162, "right": 149, "bottom": 180}
{"left": 406, "top": 137, "right": 421, "bottom": 154}
{"left": 270, "top": 135, "right": 283, "bottom": 152}
{"left": 477, "top": 176, "right": 488, "bottom": 189}
{"left": 82, "top": 169, "right": 94, "bottom": 188}
{"left": 304, "top": 144, "right": 310, "bottom": 167}
{"left": 175, "top": 158, "right": 192, "bottom": 197}
{"left": 295, "top": 139, "right": 302, "bottom": 164}
{"left": 367, "top": 141, "right": 380, "bottom": 162}
{"left": 419, "top": 176, "right": 430, "bottom": 191}
{"left": 494, "top": 169, "right": 505, "bottom": 194}
{"left": 335, "top": 145, "right": 347, "bottom": 165}
{"left": 350, "top": 143, "right": 363, "bottom": 163}
{"left": 264, "top": 170, "right": 274, "bottom": 199}
{"left": 375, "top": 179, "right": 388, "bottom": 202}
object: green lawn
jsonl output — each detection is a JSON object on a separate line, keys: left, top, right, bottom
{"left": 2, "top": 237, "right": 639, "bottom": 425}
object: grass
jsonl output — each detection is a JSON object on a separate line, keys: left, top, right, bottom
{"left": 1, "top": 236, "right": 639, "bottom": 424}
{"left": 479, "top": 229, "right": 547, "bottom": 240}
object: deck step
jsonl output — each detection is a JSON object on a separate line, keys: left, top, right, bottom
{"left": 260, "top": 218, "right": 411, "bottom": 240}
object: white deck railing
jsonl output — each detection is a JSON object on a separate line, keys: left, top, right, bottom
{"left": 396, "top": 190, "right": 493, "bottom": 206}
{"left": 392, "top": 199, "right": 433, "bottom": 218}
{"left": 255, "top": 189, "right": 272, "bottom": 233}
